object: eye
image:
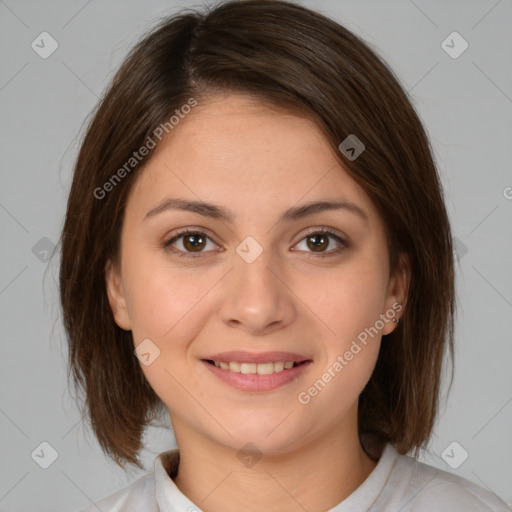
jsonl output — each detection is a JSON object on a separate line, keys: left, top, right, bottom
{"left": 163, "top": 226, "right": 349, "bottom": 259}
{"left": 163, "top": 229, "right": 219, "bottom": 259}
{"left": 292, "top": 227, "right": 349, "bottom": 258}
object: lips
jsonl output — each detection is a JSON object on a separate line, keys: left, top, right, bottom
{"left": 201, "top": 351, "right": 310, "bottom": 364}
{"left": 201, "top": 351, "right": 312, "bottom": 391}
{"left": 206, "top": 360, "right": 308, "bottom": 375}
{"left": 202, "top": 351, "right": 310, "bottom": 374}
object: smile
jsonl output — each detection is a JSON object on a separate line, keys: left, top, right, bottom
{"left": 202, "top": 358, "right": 312, "bottom": 392}
{"left": 206, "top": 360, "right": 304, "bottom": 374}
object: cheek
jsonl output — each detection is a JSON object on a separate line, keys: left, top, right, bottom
{"left": 295, "top": 267, "right": 385, "bottom": 415}
{"left": 122, "top": 257, "right": 213, "bottom": 407}
{"left": 121, "top": 248, "right": 222, "bottom": 380}
{"left": 123, "top": 247, "right": 212, "bottom": 342}
{"left": 302, "top": 255, "right": 388, "bottom": 343}
{"left": 297, "top": 250, "right": 388, "bottom": 391}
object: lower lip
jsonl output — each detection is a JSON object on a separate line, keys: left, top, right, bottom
{"left": 202, "top": 360, "right": 312, "bottom": 392}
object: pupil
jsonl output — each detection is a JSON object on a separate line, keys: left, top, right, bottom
{"left": 308, "top": 234, "right": 328, "bottom": 252}
{"left": 184, "top": 234, "right": 205, "bottom": 251}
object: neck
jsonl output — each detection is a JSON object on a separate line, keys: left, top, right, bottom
{"left": 171, "top": 408, "right": 379, "bottom": 512}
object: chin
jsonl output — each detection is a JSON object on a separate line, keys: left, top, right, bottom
{"left": 214, "top": 416, "right": 309, "bottom": 455}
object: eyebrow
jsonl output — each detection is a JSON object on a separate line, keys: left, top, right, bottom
{"left": 143, "top": 197, "right": 368, "bottom": 224}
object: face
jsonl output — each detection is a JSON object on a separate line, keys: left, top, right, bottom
{"left": 106, "top": 93, "right": 408, "bottom": 455}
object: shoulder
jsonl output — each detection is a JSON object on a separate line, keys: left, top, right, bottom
{"left": 386, "top": 449, "right": 511, "bottom": 511}
{"left": 74, "top": 472, "right": 157, "bottom": 512}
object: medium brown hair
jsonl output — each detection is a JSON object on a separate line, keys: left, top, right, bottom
{"left": 60, "top": 0, "right": 455, "bottom": 468}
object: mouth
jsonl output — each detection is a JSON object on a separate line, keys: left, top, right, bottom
{"left": 201, "top": 351, "right": 312, "bottom": 392}
{"left": 203, "top": 359, "right": 309, "bottom": 375}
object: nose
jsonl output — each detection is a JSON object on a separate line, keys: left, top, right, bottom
{"left": 218, "top": 246, "right": 297, "bottom": 336}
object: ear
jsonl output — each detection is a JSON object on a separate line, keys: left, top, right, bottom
{"left": 105, "top": 259, "right": 132, "bottom": 330}
{"left": 382, "top": 253, "right": 410, "bottom": 335}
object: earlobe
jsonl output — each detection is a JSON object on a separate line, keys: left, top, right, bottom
{"left": 105, "top": 259, "right": 132, "bottom": 331}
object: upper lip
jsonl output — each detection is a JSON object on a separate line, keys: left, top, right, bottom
{"left": 202, "top": 351, "right": 311, "bottom": 364}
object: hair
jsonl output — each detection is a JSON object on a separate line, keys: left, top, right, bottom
{"left": 59, "top": 0, "right": 455, "bottom": 469}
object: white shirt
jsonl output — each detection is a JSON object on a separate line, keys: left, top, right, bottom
{"left": 76, "top": 443, "right": 511, "bottom": 511}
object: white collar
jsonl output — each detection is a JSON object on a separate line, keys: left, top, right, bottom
{"left": 152, "top": 443, "right": 398, "bottom": 512}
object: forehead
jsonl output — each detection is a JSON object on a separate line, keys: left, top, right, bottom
{"left": 125, "top": 94, "right": 379, "bottom": 226}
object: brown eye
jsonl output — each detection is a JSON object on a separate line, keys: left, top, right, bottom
{"left": 163, "top": 229, "right": 218, "bottom": 258}
{"left": 293, "top": 228, "right": 348, "bottom": 257}
{"left": 182, "top": 232, "right": 207, "bottom": 252}
{"left": 306, "top": 233, "right": 330, "bottom": 252}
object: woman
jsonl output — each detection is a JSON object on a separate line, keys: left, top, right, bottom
{"left": 60, "top": 1, "right": 509, "bottom": 510}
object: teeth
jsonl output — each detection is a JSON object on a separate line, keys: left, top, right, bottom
{"left": 211, "top": 360, "right": 299, "bottom": 374}
{"left": 256, "top": 362, "right": 274, "bottom": 375}
{"left": 229, "top": 361, "right": 241, "bottom": 372}
{"left": 274, "top": 361, "right": 285, "bottom": 372}
{"left": 240, "top": 363, "right": 257, "bottom": 374}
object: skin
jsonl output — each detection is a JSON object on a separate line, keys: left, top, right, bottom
{"left": 106, "top": 93, "right": 410, "bottom": 512}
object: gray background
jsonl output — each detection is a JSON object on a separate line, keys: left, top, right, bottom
{"left": 1, "top": 0, "right": 511, "bottom": 510}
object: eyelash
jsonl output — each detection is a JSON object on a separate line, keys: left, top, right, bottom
{"left": 162, "top": 227, "right": 349, "bottom": 260}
